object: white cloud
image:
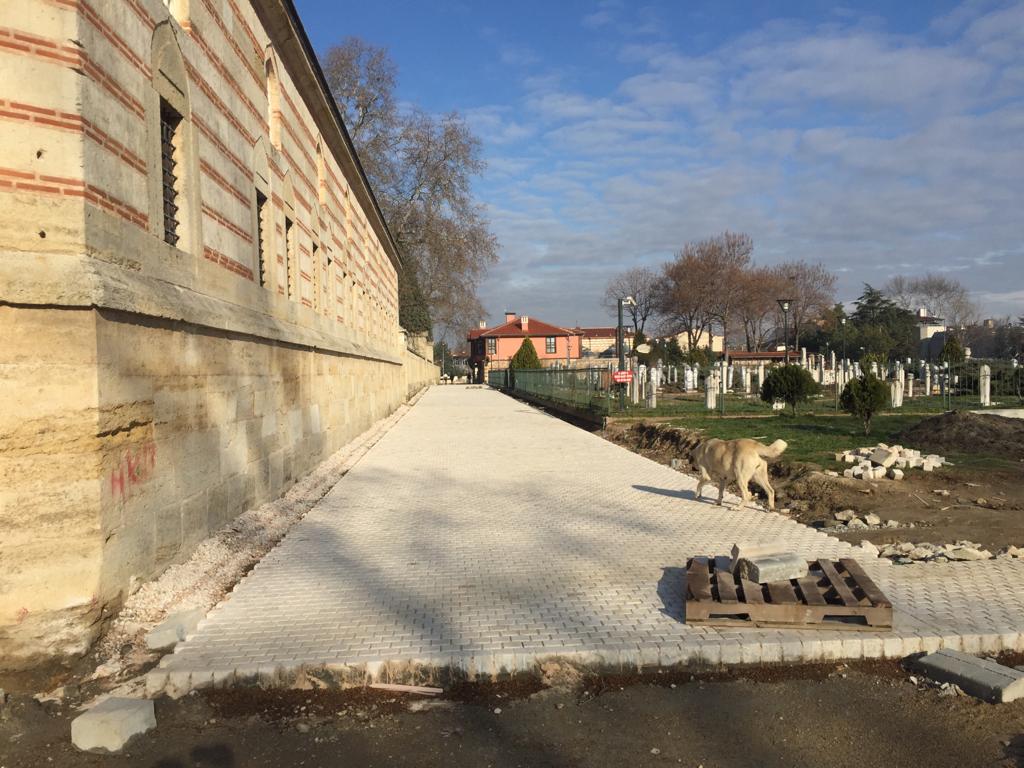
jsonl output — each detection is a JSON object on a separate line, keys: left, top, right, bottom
{"left": 468, "top": 1, "right": 1024, "bottom": 327}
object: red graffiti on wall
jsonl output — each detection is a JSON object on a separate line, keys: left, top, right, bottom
{"left": 110, "top": 442, "right": 157, "bottom": 500}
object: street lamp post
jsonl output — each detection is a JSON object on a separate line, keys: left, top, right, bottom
{"left": 617, "top": 296, "right": 635, "bottom": 410}
{"left": 840, "top": 316, "right": 848, "bottom": 371}
{"left": 777, "top": 298, "right": 793, "bottom": 365}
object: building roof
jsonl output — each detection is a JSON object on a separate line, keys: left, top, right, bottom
{"left": 575, "top": 326, "right": 634, "bottom": 339}
{"left": 468, "top": 316, "right": 576, "bottom": 340}
{"left": 726, "top": 350, "right": 787, "bottom": 360}
{"left": 260, "top": 0, "right": 400, "bottom": 270}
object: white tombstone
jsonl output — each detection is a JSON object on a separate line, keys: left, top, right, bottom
{"left": 800, "top": 347, "right": 807, "bottom": 368}
{"left": 705, "top": 374, "right": 718, "bottom": 410}
{"left": 924, "top": 366, "right": 932, "bottom": 397}
{"left": 980, "top": 364, "right": 991, "bottom": 406}
{"left": 646, "top": 367, "right": 657, "bottom": 409}
{"left": 684, "top": 365, "right": 694, "bottom": 392}
{"left": 905, "top": 373, "right": 914, "bottom": 398}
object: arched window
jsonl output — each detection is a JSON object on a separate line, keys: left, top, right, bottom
{"left": 252, "top": 138, "right": 271, "bottom": 288}
{"left": 150, "top": 22, "right": 198, "bottom": 253}
{"left": 265, "top": 52, "right": 282, "bottom": 150}
{"left": 281, "top": 173, "right": 296, "bottom": 299}
{"left": 315, "top": 140, "right": 328, "bottom": 206}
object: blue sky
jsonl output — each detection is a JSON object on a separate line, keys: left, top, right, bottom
{"left": 298, "top": 0, "right": 1024, "bottom": 328}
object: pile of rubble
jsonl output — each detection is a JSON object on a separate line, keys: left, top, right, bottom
{"left": 832, "top": 443, "right": 949, "bottom": 481}
{"left": 874, "top": 540, "right": 1015, "bottom": 564}
{"left": 823, "top": 509, "right": 909, "bottom": 532}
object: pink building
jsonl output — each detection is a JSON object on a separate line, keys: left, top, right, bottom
{"left": 468, "top": 313, "right": 582, "bottom": 382}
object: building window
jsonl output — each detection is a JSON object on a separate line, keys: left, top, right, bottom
{"left": 255, "top": 189, "right": 268, "bottom": 286}
{"left": 546, "top": 336, "right": 556, "bottom": 354}
{"left": 284, "top": 216, "right": 295, "bottom": 298}
{"left": 486, "top": 338, "right": 496, "bottom": 355}
{"left": 159, "top": 98, "right": 182, "bottom": 247}
{"left": 312, "top": 241, "right": 320, "bottom": 310}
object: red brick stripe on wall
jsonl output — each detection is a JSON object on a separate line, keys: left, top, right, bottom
{"left": 0, "top": 165, "right": 147, "bottom": 228}
{"left": 202, "top": 203, "right": 254, "bottom": 244}
{"left": 0, "top": 100, "right": 146, "bottom": 174}
{"left": 203, "top": 245, "right": 254, "bottom": 280}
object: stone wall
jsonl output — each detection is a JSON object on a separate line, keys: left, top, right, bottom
{"left": 0, "top": 0, "right": 436, "bottom": 668}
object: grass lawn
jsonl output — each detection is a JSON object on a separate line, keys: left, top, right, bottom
{"left": 660, "top": 410, "right": 1017, "bottom": 472}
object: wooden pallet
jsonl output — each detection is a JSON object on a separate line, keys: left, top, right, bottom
{"left": 685, "top": 556, "right": 892, "bottom": 630}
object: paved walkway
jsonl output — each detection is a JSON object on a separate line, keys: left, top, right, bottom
{"left": 150, "top": 387, "right": 1024, "bottom": 694}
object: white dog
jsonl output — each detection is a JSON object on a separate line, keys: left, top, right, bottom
{"left": 691, "top": 438, "right": 788, "bottom": 510}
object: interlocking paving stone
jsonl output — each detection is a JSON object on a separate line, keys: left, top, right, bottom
{"left": 155, "top": 387, "right": 1024, "bottom": 691}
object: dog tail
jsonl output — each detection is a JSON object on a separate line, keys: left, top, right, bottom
{"left": 757, "top": 439, "right": 788, "bottom": 459}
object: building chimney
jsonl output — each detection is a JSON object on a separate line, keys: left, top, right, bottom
{"left": 504, "top": 311, "right": 516, "bottom": 323}
{"left": 478, "top": 320, "right": 487, "bottom": 329}
{"left": 520, "top": 315, "right": 529, "bottom": 331}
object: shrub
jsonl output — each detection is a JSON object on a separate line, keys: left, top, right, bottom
{"left": 840, "top": 373, "right": 889, "bottom": 435}
{"left": 509, "top": 337, "right": 541, "bottom": 370}
{"left": 938, "top": 335, "right": 965, "bottom": 364}
{"left": 760, "top": 365, "right": 820, "bottom": 415}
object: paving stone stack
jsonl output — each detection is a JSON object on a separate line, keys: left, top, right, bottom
{"left": 878, "top": 540, "right": 997, "bottom": 564}
{"left": 837, "top": 443, "right": 948, "bottom": 480}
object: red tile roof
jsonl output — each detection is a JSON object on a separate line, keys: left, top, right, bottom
{"left": 575, "top": 326, "right": 634, "bottom": 339}
{"left": 468, "top": 316, "right": 577, "bottom": 340}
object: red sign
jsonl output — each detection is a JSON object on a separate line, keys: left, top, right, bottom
{"left": 612, "top": 370, "right": 633, "bottom": 384}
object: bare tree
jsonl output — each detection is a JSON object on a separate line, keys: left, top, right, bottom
{"left": 654, "top": 243, "right": 717, "bottom": 351}
{"left": 736, "top": 265, "right": 787, "bottom": 351}
{"left": 884, "top": 273, "right": 979, "bottom": 329}
{"left": 776, "top": 260, "right": 837, "bottom": 351}
{"left": 655, "top": 232, "right": 752, "bottom": 355}
{"left": 602, "top": 267, "right": 658, "bottom": 335}
{"left": 706, "top": 232, "right": 753, "bottom": 363}
{"left": 322, "top": 38, "right": 498, "bottom": 340}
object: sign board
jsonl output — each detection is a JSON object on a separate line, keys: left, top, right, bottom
{"left": 612, "top": 370, "right": 634, "bottom": 384}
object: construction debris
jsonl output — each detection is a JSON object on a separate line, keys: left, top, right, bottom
{"left": 838, "top": 443, "right": 949, "bottom": 480}
{"left": 914, "top": 650, "right": 1024, "bottom": 703}
{"left": 71, "top": 698, "right": 156, "bottom": 753}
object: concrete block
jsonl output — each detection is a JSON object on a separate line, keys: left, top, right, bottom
{"left": 735, "top": 552, "right": 807, "bottom": 583}
{"left": 863, "top": 513, "right": 882, "bottom": 526}
{"left": 729, "top": 542, "right": 790, "bottom": 564}
{"left": 914, "top": 649, "right": 1024, "bottom": 703}
{"left": 843, "top": 468, "right": 857, "bottom": 478}
{"left": 71, "top": 698, "right": 156, "bottom": 753}
{"left": 145, "top": 607, "right": 206, "bottom": 651}
{"left": 870, "top": 447, "right": 897, "bottom": 468}
{"left": 888, "top": 468, "right": 904, "bottom": 480}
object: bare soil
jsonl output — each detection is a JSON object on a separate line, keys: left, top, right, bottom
{"left": 900, "top": 411, "right": 1024, "bottom": 461}
{"left": 603, "top": 418, "right": 1024, "bottom": 553}
{"left": 3, "top": 662, "right": 1024, "bottom": 767}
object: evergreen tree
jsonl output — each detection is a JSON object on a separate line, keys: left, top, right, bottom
{"left": 509, "top": 337, "right": 541, "bottom": 369}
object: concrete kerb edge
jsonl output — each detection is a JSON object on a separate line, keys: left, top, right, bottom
{"left": 144, "top": 628, "right": 1024, "bottom": 697}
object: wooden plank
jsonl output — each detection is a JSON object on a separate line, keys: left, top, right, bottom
{"left": 838, "top": 558, "right": 892, "bottom": 608}
{"left": 739, "top": 579, "right": 764, "bottom": 604}
{"left": 712, "top": 556, "right": 738, "bottom": 603}
{"left": 796, "top": 576, "right": 828, "bottom": 606}
{"left": 716, "top": 569, "right": 739, "bottom": 604}
{"left": 816, "top": 559, "right": 859, "bottom": 607}
{"left": 765, "top": 580, "right": 799, "bottom": 604}
{"left": 687, "top": 558, "right": 712, "bottom": 602}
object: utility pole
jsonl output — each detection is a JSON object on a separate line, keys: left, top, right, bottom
{"left": 777, "top": 298, "right": 792, "bottom": 365}
{"left": 617, "top": 296, "right": 635, "bottom": 411}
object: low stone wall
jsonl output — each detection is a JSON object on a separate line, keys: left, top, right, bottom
{"left": 0, "top": 305, "right": 436, "bottom": 670}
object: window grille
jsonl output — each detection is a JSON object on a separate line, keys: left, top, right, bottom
{"left": 159, "top": 99, "right": 182, "bottom": 247}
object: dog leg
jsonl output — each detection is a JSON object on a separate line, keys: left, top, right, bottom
{"left": 754, "top": 464, "right": 775, "bottom": 510}
{"left": 736, "top": 470, "right": 752, "bottom": 509}
{"left": 716, "top": 479, "right": 726, "bottom": 506}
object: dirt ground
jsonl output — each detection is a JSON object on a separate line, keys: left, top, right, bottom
{"left": 604, "top": 416, "right": 1024, "bottom": 553}
{"left": 3, "top": 661, "right": 1024, "bottom": 768}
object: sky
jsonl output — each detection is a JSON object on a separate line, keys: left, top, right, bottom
{"left": 297, "top": 0, "right": 1024, "bottom": 330}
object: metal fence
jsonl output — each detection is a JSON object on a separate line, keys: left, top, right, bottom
{"left": 940, "top": 360, "right": 1023, "bottom": 409}
{"left": 488, "top": 367, "right": 615, "bottom": 415}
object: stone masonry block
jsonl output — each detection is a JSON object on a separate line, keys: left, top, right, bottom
{"left": 71, "top": 697, "right": 156, "bottom": 753}
{"left": 870, "top": 447, "right": 897, "bottom": 468}
{"left": 914, "top": 649, "right": 1024, "bottom": 703}
{"left": 146, "top": 606, "right": 205, "bottom": 650}
{"left": 735, "top": 553, "right": 807, "bottom": 583}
